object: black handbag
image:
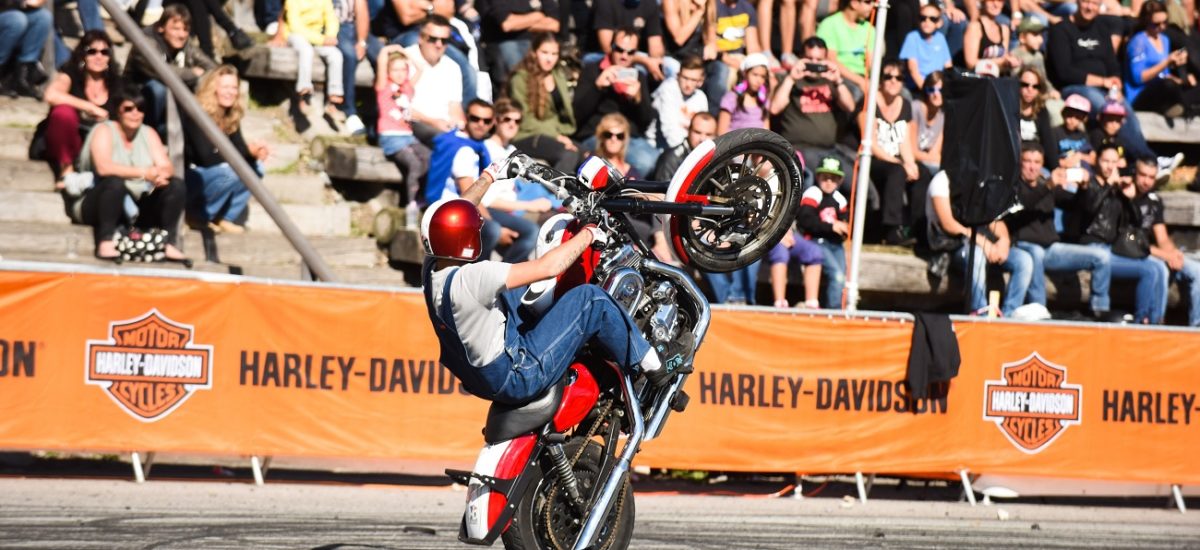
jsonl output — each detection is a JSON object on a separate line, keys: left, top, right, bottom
{"left": 28, "top": 118, "right": 49, "bottom": 161}
{"left": 1112, "top": 227, "right": 1151, "bottom": 259}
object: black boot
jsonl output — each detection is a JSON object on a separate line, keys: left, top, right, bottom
{"left": 0, "top": 75, "right": 17, "bottom": 99}
{"left": 10, "top": 64, "right": 40, "bottom": 99}
{"left": 229, "top": 29, "right": 254, "bottom": 50}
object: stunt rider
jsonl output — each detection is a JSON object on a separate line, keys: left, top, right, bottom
{"left": 420, "top": 155, "right": 689, "bottom": 404}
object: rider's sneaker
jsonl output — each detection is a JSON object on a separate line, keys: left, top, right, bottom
{"left": 645, "top": 332, "right": 696, "bottom": 388}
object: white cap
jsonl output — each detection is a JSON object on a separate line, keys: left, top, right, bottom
{"left": 740, "top": 52, "right": 772, "bottom": 73}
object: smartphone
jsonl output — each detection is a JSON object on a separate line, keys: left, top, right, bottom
{"left": 616, "top": 68, "right": 638, "bottom": 82}
{"left": 805, "top": 62, "right": 828, "bottom": 73}
{"left": 1066, "top": 167, "right": 1087, "bottom": 184}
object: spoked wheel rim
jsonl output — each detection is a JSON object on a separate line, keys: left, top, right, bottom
{"left": 530, "top": 448, "right": 629, "bottom": 550}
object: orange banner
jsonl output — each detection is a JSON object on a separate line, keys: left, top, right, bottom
{"left": 0, "top": 269, "right": 1196, "bottom": 484}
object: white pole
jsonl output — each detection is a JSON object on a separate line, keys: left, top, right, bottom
{"left": 846, "top": 0, "right": 893, "bottom": 310}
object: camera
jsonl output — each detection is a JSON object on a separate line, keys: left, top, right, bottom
{"left": 805, "top": 63, "right": 828, "bottom": 73}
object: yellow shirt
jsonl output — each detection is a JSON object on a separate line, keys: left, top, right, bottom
{"left": 284, "top": 0, "right": 339, "bottom": 45}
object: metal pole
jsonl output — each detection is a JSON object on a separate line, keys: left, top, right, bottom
{"left": 97, "top": 0, "right": 339, "bottom": 282}
{"left": 845, "top": 0, "right": 891, "bottom": 311}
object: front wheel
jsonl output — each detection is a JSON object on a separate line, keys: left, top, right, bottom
{"left": 664, "top": 128, "right": 802, "bottom": 272}
{"left": 501, "top": 438, "right": 635, "bottom": 550}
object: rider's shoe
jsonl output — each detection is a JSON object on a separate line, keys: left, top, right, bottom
{"left": 645, "top": 332, "right": 696, "bottom": 388}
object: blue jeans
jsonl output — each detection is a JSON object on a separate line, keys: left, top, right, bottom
{"left": 379, "top": 134, "right": 416, "bottom": 156}
{"left": 393, "top": 30, "right": 477, "bottom": 104}
{"left": 956, "top": 244, "right": 1034, "bottom": 316}
{"left": 76, "top": 0, "right": 105, "bottom": 32}
{"left": 940, "top": 14, "right": 969, "bottom": 60}
{"left": 1061, "top": 85, "right": 1155, "bottom": 159}
{"left": 816, "top": 238, "right": 846, "bottom": 309}
{"left": 254, "top": 0, "right": 282, "bottom": 31}
{"left": 486, "top": 208, "right": 537, "bottom": 263}
{"left": 336, "top": 23, "right": 360, "bottom": 117}
{"left": 1088, "top": 243, "right": 1164, "bottom": 323}
{"left": 142, "top": 79, "right": 169, "bottom": 140}
{"left": 579, "top": 135, "right": 662, "bottom": 179}
{"left": 495, "top": 39, "right": 530, "bottom": 82}
{"left": 1016, "top": 241, "right": 1112, "bottom": 313}
{"left": 185, "top": 162, "right": 255, "bottom": 223}
{"left": 0, "top": 8, "right": 52, "bottom": 65}
{"left": 1167, "top": 257, "right": 1200, "bottom": 327}
{"left": 706, "top": 260, "right": 762, "bottom": 304}
{"left": 488, "top": 284, "right": 652, "bottom": 403}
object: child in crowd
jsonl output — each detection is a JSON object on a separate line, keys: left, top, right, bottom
{"left": 898, "top": 2, "right": 952, "bottom": 91}
{"left": 1011, "top": 18, "right": 1059, "bottom": 100}
{"left": 271, "top": 0, "right": 345, "bottom": 117}
{"left": 796, "top": 155, "right": 850, "bottom": 309}
{"left": 1089, "top": 101, "right": 1131, "bottom": 169}
{"left": 375, "top": 45, "right": 429, "bottom": 207}
{"left": 1054, "top": 94, "right": 1095, "bottom": 170}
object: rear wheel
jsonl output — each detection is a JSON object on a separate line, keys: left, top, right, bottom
{"left": 668, "top": 128, "right": 802, "bottom": 272}
{"left": 502, "top": 438, "right": 634, "bottom": 550}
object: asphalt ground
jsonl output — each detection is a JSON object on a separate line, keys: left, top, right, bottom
{"left": 0, "top": 459, "right": 1197, "bottom": 550}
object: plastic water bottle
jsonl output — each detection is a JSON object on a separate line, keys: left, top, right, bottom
{"left": 405, "top": 201, "right": 420, "bottom": 229}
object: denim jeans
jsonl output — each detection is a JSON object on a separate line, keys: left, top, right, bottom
{"left": 1169, "top": 257, "right": 1200, "bottom": 327}
{"left": 1016, "top": 241, "right": 1112, "bottom": 313}
{"left": 336, "top": 23, "right": 360, "bottom": 116}
{"left": 1061, "top": 85, "right": 1155, "bottom": 159}
{"left": 956, "top": 244, "right": 1034, "bottom": 316}
{"left": 76, "top": 0, "right": 105, "bottom": 32}
{"left": 579, "top": 135, "right": 662, "bottom": 179}
{"left": 488, "top": 284, "right": 653, "bottom": 403}
{"left": 816, "top": 239, "right": 846, "bottom": 309}
{"left": 185, "top": 162, "right": 255, "bottom": 223}
{"left": 379, "top": 134, "right": 416, "bottom": 156}
{"left": 940, "top": 14, "right": 969, "bottom": 60}
{"left": 0, "top": 8, "right": 52, "bottom": 65}
{"left": 486, "top": 208, "right": 537, "bottom": 263}
{"left": 393, "top": 30, "right": 477, "bottom": 104}
{"left": 495, "top": 39, "right": 531, "bottom": 82}
{"left": 706, "top": 260, "right": 762, "bottom": 304}
{"left": 142, "top": 79, "right": 169, "bottom": 140}
{"left": 1088, "top": 243, "right": 1164, "bottom": 323}
{"left": 254, "top": 0, "right": 282, "bottom": 31}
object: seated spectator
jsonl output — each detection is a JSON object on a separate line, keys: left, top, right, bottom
{"left": 899, "top": 1, "right": 953, "bottom": 91}
{"left": 1133, "top": 156, "right": 1200, "bottom": 327}
{"left": 857, "top": 61, "right": 929, "bottom": 246}
{"left": 1012, "top": 18, "right": 1060, "bottom": 100}
{"left": 481, "top": 98, "right": 543, "bottom": 258}
{"left": 770, "top": 36, "right": 856, "bottom": 191}
{"left": 591, "top": 113, "right": 640, "bottom": 179}
{"left": 964, "top": 0, "right": 1021, "bottom": 76}
{"left": 799, "top": 155, "right": 851, "bottom": 308}
{"left": 1126, "top": 0, "right": 1200, "bottom": 119}
{"left": 927, "top": 170, "right": 1034, "bottom": 317}
{"left": 767, "top": 225, "right": 823, "bottom": 309}
{"left": 912, "top": 71, "right": 945, "bottom": 174}
{"left": 816, "top": 0, "right": 875, "bottom": 104}
{"left": 0, "top": 0, "right": 52, "bottom": 98}
{"left": 182, "top": 65, "right": 269, "bottom": 234}
{"left": 161, "top": 0, "right": 253, "bottom": 58}
{"left": 1075, "top": 144, "right": 1166, "bottom": 324}
{"left": 1054, "top": 94, "right": 1096, "bottom": 169}
{"left": 1014, "top": 0, "right": 1074, "bottom": 26}
{"left": 1006, "top": 143, "right": 1113, "bottom": 320}
{"left": 479, "top": 0, "right": 560, "bottom": 86}
{"left": 662, "top": 0, "right": 728, "bottom": 115}
{"left": 508, "top": 32, "right": 581, "bottom": 175}
{"left": 334, "top": 0, "right": 379, "bottom": 135}
{"left": 74, "top": 87, "right": 188, "bottom": 263}
{"left": 573, "top": 27, "right": 661, "bottom": 178}
{"left": 124, "top": 5, "right": 216, "bottom": 139}
{"left": 655, "top": 112, "right": 718, "bottom": 182}
{"left": 373, "top": 5, "right": 478, "bottom": 104}
{"left": 715, "top": 0, "right": 762, "bottom": 76}
{"left": 1088, "top": 101, "right": 1144, "bottom": 170}
{"left": 649, "top": 55, "right": 710, "bottom": 150}
{"left": 375, "top": 44, "right": 430, "bottom": 207}
{"left": 589, "top": 0, "right": 669, "bottom": 80}
{"left": 1017, "top": 68, "right": 1061, "bottom": 168}
{"left": 406, "top": 16, "right": 466, "bottom": 145}
{"left": 718, "top": 53, "right": 771, "bottom": 135}
{"left": 270, "top": 0, "right": 345, "bottom": 118}
{"left": 42, "top": 31, "right": 120, "bottom": 189}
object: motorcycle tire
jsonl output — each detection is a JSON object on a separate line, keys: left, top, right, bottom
{"left": 668, "top": 128, "right": 802, "bottom": 272}
{"left": 502, "top": 438, "right": 635, "bottom": 550}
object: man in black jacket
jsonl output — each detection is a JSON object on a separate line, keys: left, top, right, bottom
{"left": 573, "top": 27, "right": 661, "bottom": 177}
{"left": 124, "top": 5, "right": 216, "bottom": 139}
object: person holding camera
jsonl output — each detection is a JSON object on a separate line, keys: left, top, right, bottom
{"left": 573, "top": 27, "right": 660, "bottom": 178}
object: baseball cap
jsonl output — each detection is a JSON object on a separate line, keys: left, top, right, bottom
{"left": 1017, "top": 18, "right": 1046, "bottom": 34}
{"left": 1101, "top": 101, "right": 1127, "bottom": 117}
{"left": 740, "top": 52, "right": 772, "bottom": 73}
{"left": 1063, "top": 94, "right": 1092, "bottom": 114}
{"left": 815, "top": 155, "right": 845, "bottom": 178}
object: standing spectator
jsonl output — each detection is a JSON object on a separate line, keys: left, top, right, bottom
{"left": 573, "top": 27, "right": 660, "bottom": 178}
{"left": 42, "top": 31, "right": 120, "bottom": 189}
{"left": 816, "top": 0, "right": 875, "bottom": 104}
{"left": 161, "top": 0, "right": 253, "bottom": 57}
{"left": 662, "top": 0, "right": 728, "bottom": 115}
{"left": 858, "top": 61, "right": 928, "bottom": 246}
{"left": 798, "top": 155, "right": 851, "bottom": 308}
{"left": 375, "top": 44, "right": 430, "bottom": 207}
{"left": 716, "top": 0, "right": 763, "bottom": 74}
{"left": 75, "top": 87, "right": 188, "bottom": 263}
{"left": 406, "top": 16, "right": 466, "bottom": 145}
{"left": 481, "top": 98, "right": 542, "bottom": 261}
{"left": 480, "top": 0, "right": 560, "bottom": 85}
{"left": 591, "top": 0, "right": 668, "bottom": 80}
{"left": 270, "top": 0, "right": 345, "bottom": 118}
{"left": 651, "top": 55, "right": 710, "bottom": 149}
{"left": 1012, "top": 18, "right": 1059, "bottom": 99}
{"left": 927, "top": 170, "right": 1035, "bottom": 316}
{"left": 1126, "top": 0, "right": 1200, "bottom": 118}
{"left": 124, "top": 5, "right": 216, "bottom": 139}
{"left": 899, "top": 1, "right": 953, "bottom": 91}
{"left": 0, "top": 0, "right": 52, "bottom": 98}
{"left": 1133, "top": 156, "right": 1200, "bottom": 326}
{"left": 770, "top": 36, "right": 856, "bottom": 190}
{"left": 964, "top": 0, "right": 1021, "bottom": 75}
{"left": 334, "top": 0, "right": 378, "bottom": 135}
{"left": 912, "top": 71, "right": 945, "bottom": 174}
{"left": 1006, "top": 143, "right": 1113, "bottom": 320}
{"left": 1017, "top": 67, "right": 1061, "bottom": 168}
{"left": 508, "top": 32, "right": 581, "bottom": 175}
{"left": 717, "top": 52, "right": 771, "bottom": 134}
{"left": 182, "top": 65, "right": 269, "bottom": 234}
{"left": 654, "top": 112, "right": 717, "bottom": 182}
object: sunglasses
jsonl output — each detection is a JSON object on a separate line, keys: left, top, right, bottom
{"left": 1020, "top": 81, "right": 1040, "bottom": 89}
{"left": 499, "top": 116, "right": 522, "bottom": 124}
{"left": 612, "top": 45, "right": 636, "bottom": 55}
{"left": 601, "top": 131, "right": 627, "bottom": 141}
{"left": 924, "top": 86, "right": 942, "bottom": 94}
{"left": 422, "top": 34, "right": 450, "bottom": 45}
{"left": 120, "top": 104, "right": 143, "bottom": 113}
{"left": 467, "top": 114, "right": 494, "bottom": 124}
{"left": 882, "top": 74, "right": 903, "bottom": 82}
{"left": 86, "top": 47, "right": 112, "bottom": 57}
{"left": 920, "top": 15, "right": 940, "bottom": 22}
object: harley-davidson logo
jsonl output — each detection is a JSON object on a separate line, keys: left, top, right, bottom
{"left": 982, "top": 352, "right": 1081, "bottom": 454}
{"left": 85, "top": 309, "right": 213, "bottom": 422}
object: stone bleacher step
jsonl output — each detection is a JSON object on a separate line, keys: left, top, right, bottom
{"left": 0, "top": 159, "right": 55, "bottom": 191}
{"left": 240, "top": 45, "right": 375, "bottom": 88}
{"left": 261, "top": 172, "right": 330, "bottom": 206}
{"left": 244, "top": 201, "right": 352, "bottom": 237}
{"left": 0, "top": 189, "right": 69, "bottom": 224}
{"left": 0, "top": 127, "right": 35, "bottom": 161}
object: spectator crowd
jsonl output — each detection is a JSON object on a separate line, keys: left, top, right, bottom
{"left": 6, "top": 0, "right": 1200, "bottom": 325}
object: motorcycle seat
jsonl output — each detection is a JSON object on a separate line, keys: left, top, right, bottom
{"left": 483, "top": 375, "right": 567, "bottom": 444}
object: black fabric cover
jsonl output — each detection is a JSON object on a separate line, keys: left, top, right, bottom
{"left": 906, "top": 312, "right": 961, "bottom": 399}
{"left": 941, "top": 72, "right": 1021, "bottom": 227}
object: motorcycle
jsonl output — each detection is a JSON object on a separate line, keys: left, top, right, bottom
{"left": 443, "top": 128, "right": 803, "bottom": 549}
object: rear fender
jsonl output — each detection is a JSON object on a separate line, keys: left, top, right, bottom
{"left": 661, "top": 140, "right": 717, "bottom": 267}
{"left": 456, "top": 434, "right": 540, "bottom": 545}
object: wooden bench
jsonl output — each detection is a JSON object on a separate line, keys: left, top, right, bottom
{"left": 1135, "top": 112, "right": 1200, "bottom": 144}
{"left": 240, "top": 46, "right": 375, "bottom": 88}
{"left": 324, "top": 143, "right": 402, "bottom": 183}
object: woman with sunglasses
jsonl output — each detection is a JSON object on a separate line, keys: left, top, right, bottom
{"left": 508, "top": 32, "right": 582, "bottom": 175}
{"left": 1126, "top": 0, "right": 1200, "bottom": 118}
{"left": 963, "top": 0, "right": 1020, "bottom": 75}
{"left": 913, "top": 71, "right": 945, "bottom": 174}
{"left": 858, "top": 60, "right": 928, "bottom": 247}
{"left": 42, "top": 31, "right": 121, "bottom": 191}
{"left": 1017, "top": 68, "right": 1060, "bottom": 168}
{"left": 73, "top": 85, "right": 188, "bottom": 263}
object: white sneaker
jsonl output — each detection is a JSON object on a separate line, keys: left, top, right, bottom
{"left": 264, "top": 21, "right": 278, "bottom": 35}
{"left": 344, "top": 114, "right": 366, "bottom": 136}
{"left": 1157, "top": 153, "right": 1184, "bottom": 180}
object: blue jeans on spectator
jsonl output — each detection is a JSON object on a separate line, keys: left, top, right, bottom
{"left": 255, "top": 0, "right": 282, "bottom": 32}
{"left": 336, "top": 23, "right": 360, "bottom": 117}
{"left": 1062, "top": 85, "right": 1156, "bottom": 159}
{"left": 142, "top": 79, "right": 168, "bottom": 140}
{"left": 579, "top": 135, "right": 662, "bottom": 180}
{"left": 706, "top": 260, "right": 762, "bottom": 304}
{"left": 816, "top": 238, "right": 846, "bottom": 309}
{"left": 393, "top": 30, "right": 477, "bottom": 104}
{"left": 486, "top": 208, "right": 538, "bottom": 263}
{"left": 379, "top": 134, "right": 416, "bottom": 156}
{"left": 1088, "top": 243, "right": 1164, "bottom": 323}
{"left": 1166, "top": 256, "right": 1200, "bottom": 327}
{"left": 495, "top": 39, "right": 530, "bottom": 82}
{"left": 940, "top": 13, "right": 969, "bottom": 60}
{"left": 1016, "top": 241, "right": 1112, "bottom": 313}
{"left": 956, "top": 243, "right": 1034, "bottom": 316}
{"left": 76, "top": 0, "right": 105, "bottom": 32}
{"left": 185, "top": 162, "right": 257, "bottom": 223}
{"left": 0, "top": 8, "right": 52, "bottom": 66}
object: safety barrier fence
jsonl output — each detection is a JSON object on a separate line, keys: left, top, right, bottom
{"left": 0, "top": 265, "right": 1196, "bottom": 489}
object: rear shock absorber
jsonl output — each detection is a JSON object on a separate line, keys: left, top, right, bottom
{"left": 546, "top": 440, "right": 585, "bottom": 511}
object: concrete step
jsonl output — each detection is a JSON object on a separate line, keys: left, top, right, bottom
{"left": 0, "top": 97, "right": 50, "bottom": 130}
{"left": 0, "top": 254, "right": 411, "bottom": 286}
{"left": 261, "top": 172, "right": 330, "bottom": 205}
{"left": 0, "top": 190, "right": 69, "bottom": 224}
{"left": 0, "top": 159, "right": 56, "bottom": 191}
{"left": 238, "top": 263, "right": 412, "bottom": 287}
{"left": 245, "top": 201, "right": 352, "bottom": 237}
{"left": 0, "top": 127, "right": 35, "bottom": 161}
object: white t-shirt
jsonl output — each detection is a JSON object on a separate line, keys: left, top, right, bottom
{"left": 925, "top": 170, "right": 961, "bottom": 245}
{"left": 429, "top": 261, "right": 513, "bottom": 366}
{"left": 481, "top": 140, "right": 518, "bottom": 207}
{"left": 649, "top": 78, "right": 709, "bottom": 149}
{"left": 405, "top": 44, "right": 463, "bottom": 123}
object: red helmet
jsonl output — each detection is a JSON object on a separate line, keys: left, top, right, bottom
{"left": 421, "top": 199, "right": 484, "bottom": 261}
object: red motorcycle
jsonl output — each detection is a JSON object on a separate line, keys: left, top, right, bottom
{"left": 444, "top": 128, "right": 802, "bottom": 549}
